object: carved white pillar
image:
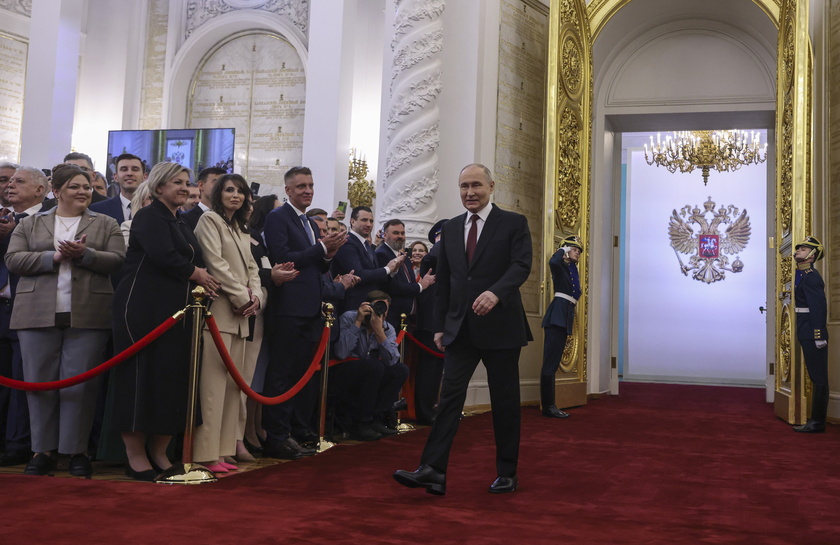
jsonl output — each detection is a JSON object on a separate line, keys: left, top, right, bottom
{"left": 379, "top": 0, "right": 445, "bottom": 241}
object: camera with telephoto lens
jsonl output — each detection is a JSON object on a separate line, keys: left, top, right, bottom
{"left": 364, "top": 299, "right": 388, "bottom": 325}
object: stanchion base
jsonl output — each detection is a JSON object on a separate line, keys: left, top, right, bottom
{"left": 316, "top": 438, "right": 337, "bottom": 453}
{"left": 155, "top": 462, "right": 218, "bottom": 485}
{"left": 396, "top": 422, "right": 415, "bottom": 433}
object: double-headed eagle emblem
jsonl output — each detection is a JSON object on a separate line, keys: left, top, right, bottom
{"left": 668, "top": 196, "right": 751, "bottom": 284}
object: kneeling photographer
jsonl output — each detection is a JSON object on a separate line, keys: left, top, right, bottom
{"left": 333, "top": 291, "right": 408, "bottom": 441}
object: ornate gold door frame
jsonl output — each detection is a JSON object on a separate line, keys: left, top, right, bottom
{"left": 774, "top": 0, "right": 812, "bottom": 424}
{"left": 543, "top": 0, "right": 591, "bottom": 408}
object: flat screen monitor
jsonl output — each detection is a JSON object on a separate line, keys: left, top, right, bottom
{"left": 106, "top": 128, "right": 235, "bottom": 180}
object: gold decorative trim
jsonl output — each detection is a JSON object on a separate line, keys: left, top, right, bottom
{"left": 545, "top": 0, "right": 591, "bottom": 384}
{"left": 587, "top": 0, "right": 779, "bottom": 41}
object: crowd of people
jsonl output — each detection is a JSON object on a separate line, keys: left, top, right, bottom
{"left": 0, "top": 154, "right": 447, "bottom": 480}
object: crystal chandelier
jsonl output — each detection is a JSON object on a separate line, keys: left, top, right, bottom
{"left": 644, "top": 130, "right": 767, "bottom": 185}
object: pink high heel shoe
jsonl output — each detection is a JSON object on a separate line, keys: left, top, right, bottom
{"left": 219, "top": 461, "right": 238, "bottom": 471}
{"left": 203, "top": 462, "right": 229, "bottom": 473}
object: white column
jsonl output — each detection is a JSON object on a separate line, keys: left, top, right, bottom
{"left": 19, "top": 0, "right": 84, "bottom": 168}
{"left": 302, "top": 0, "right": 357, "bottom": 213}
{"left": 378, "top": 0, "right": 445, "bottom": 240}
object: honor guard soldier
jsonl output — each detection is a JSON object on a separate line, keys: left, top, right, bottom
{"left": 793, "top": 236, "right": 830, "bottom": 433}
{"left": 540, "top": 235, "right": 583, "bottom": 419}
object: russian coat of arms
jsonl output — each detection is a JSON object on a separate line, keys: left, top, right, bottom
{"left": 668, "top": 196, "right": 751, "bottom": 284}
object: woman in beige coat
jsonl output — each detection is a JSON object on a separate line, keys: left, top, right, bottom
{"left": 193, "top": 173, "right": 261, "bottom": 472}
{"left": 6, "top": 164, "right": 125, "bottom": 476}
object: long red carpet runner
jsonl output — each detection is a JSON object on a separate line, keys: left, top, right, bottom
{"left": 1, "top": 382, "right": 837, "bottom": 544}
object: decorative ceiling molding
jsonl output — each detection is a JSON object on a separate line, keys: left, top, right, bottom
{"left": 0, "top": 0, "right": 31, "bottom": 18}
{"left": 185, "top": 0, "right": 308, "bottom": 40}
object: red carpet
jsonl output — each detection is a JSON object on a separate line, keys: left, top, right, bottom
{"left": 1, "top": 382, "right": 838, "bottom": 544}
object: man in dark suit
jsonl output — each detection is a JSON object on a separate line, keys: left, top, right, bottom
{"left": 180, "top": 167, "right": 226, "bottom": 230}
{"left": 792, "top": 236, "right": 830, "bottom": 433}
{"left": 89, "top": 153, "right": 147, "bottom": 224}
{"left": 393, "top": 163, "right": 532, "bottom": 496}
{"left": 540, "top": 235, "right": 583, "bottom": 419}
{"left": 375, "top": 219, "right": 435, "bottom": 331}
{"left": 331, "top": 206, "right": 400, "bottom": 313}
{"left": 0, "top": 166, "right": 48, "bottom": 466}
{"left": 261, "top": 166, "right": 346, "bottom": 459}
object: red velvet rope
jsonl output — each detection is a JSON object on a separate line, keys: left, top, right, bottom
{"left": 403, "top": 330, "right": 445, "bottom": 358}
{"left": 0, "top": 314, "right": 184, "bottom": 392}
{"left": 206, "top": 315, "right": 330, "bottom": 405}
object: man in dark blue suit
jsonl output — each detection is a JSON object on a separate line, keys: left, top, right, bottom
{"left": 539, "top": 236, "right": 583, "bottom": 419}
{"left": 375, "top": 219, "right": 435, "bottom": 331}
{"left": 331, "top": 206, "right": 401, "bottom": 313}
{"left": 89, "top": 153, "right": 146, "bottom": 224}
{"left": 394, "top": 164, "right": 532, "bottom": 496}
{"left": 261, "top": 166, "right": 346, "bottom": 459}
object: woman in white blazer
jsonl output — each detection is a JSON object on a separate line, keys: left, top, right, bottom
{"left": 193, "top": 174, "right": 261, "bottom": 473}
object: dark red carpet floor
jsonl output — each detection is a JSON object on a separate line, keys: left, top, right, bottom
{"left": 1, "top": 382, "right": 838, "bottom": 544}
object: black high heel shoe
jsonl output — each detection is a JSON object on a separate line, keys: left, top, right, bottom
{"left": 243, "top": 438, "right": 263, "bottom": 455}
{"left": 125, "top": 463, "right": 158, "bottom": 482}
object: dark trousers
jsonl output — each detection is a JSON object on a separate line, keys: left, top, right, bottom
{"left": 801, "top": 339, "right": 829, "bottom": 386}
{"left": 262, "top": 314, "right": 322, "bottom": 444}
{"left": 541, "top": 326, "right": 568, "bottom": 377}
{"left": 413, "top": 330, "right": 444, "bottom": 423}
{"left": 329, "top": 357, "right": 407, "bottom": 423}
{"left": 421, "top": 328, "right": 521, "bottom": 477}
{"left": 0, "top": 301, "right": 29, "bottom": 453}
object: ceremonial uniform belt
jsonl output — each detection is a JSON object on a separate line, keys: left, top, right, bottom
{"left": 795, "top": 307, "right": 810, "bottom": 313}
{"left": 554, "top": 292, "right": 577, "bottom": 305}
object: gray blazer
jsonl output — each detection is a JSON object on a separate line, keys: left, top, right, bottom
{"left": 5, "top": 208, "right": 126, "bottom": 329}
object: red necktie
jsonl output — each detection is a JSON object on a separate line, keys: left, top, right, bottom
{"left": 466, "top": 214, "right": 478, "bottom": 263}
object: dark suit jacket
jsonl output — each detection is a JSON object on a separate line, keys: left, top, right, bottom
{"left": 434, "top": 204, "right": 532, "bottom": 349}
{"left": 263, "top": 203, "right": 329, "bottom": 318}
{"left": 376, "top": 243, "right": 420, "bottom": 329}
{"left": 795, "top": 265, "right": 828, "bottom": 341}
{"left": 180, "top": 205, "right": 204, "bottom": 231}
{"left": 415, "top": 243, "right": 439, "bottom": 333}
{"left": 89, "top": 195, "right": 126, "bottom": 224}
{"left": 331, "top": 233, "right": 389, "bottom": 312}
{"left": 541, "top": 248, "right": 579, "bottom": 331}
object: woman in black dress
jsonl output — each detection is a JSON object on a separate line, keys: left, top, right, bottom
{"left": 110, "top": 162, "right": 220, "bottom": 481}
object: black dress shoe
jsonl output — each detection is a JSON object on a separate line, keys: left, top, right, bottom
{"left": 370, "top": 421, "right": 398, "bottom": 437}
{"left": 489, "top": 475, "right": 518, "bottom": 494}
{"left": 0, "top": 450, "right": 32, "bottom": 467}
{"left": 350, "top": 424, "right": 382, "bottom": 442}
{"left": 286, "top": 437, "right": 316, "bottom": 456}
{"left": 68, "top": 453, "right": 92, "bottom": 477}
{"left": 793, "top": 420, "right": 826, "bottom": 433}
{"left": 393, "top": 464, "right": 446, "bottom": 495}
{"left": 293, "top": 429, "right": 319, "bottom": 444}
{"left": 23, "top": 453, "right": 56, "bottom": 476}
{"left": 263, "top": 439, "right": 303, "bottom": 460}
{"left": 542, "top": 405, "right": 570, "bottom": 419}
{"left": 124, "top": 465, "right": 158, "bottom": 482}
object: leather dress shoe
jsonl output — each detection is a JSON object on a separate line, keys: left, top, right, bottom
{"left": 350, "top": 423, "right": 382, "bottom": 442}
{"left": 489, "top": 475, "right": 518, "bottom": 494}
{"left": 0, "top": 450, "right": 32, "bottom": 467}
{"left": 23, "top": 453, "right": 57, "bottom": 476}
{"left": 263, "top": 439, "right": 303, "bottom": 460}
{"left": 393, "top": 464, "right": 446, "bottom": 496}
{"left": 293, "top": 429, "right": 319, "bottom": 445}
{"left": 370, "top": 421, "right": 398, "bottom": 437}
{"left": 287, "top": 437, "right": 316, "bottom": 456}
{"left": 124, "top": 464, "right": 158, "bottom": 482}
{"left": 542, "top": 405, "right": 570, "bottom": 419}
{"left": 68, "top": 453, "right": 92, "bottom": 477}
{"left": 793, "top": 420, "right": 826, "bottom": 433}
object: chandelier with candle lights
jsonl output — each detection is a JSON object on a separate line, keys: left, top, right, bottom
{"left": 644, "top": 130, "right": 767, "bottom": 185}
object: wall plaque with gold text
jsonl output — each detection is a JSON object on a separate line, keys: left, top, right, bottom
{"left": 0, "top": 32, "right": 27, "bottom": 162}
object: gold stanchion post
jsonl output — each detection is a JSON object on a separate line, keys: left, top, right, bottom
{"left": 156, "top": 287, "right": 218, "bottom": 484}
{"left": 396, "top": 313, "right": 415, "bottom": 433}
{"left": 316, "top": 302, "right": 337, "bottom": 453}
